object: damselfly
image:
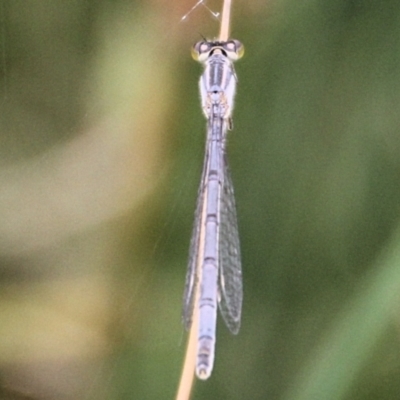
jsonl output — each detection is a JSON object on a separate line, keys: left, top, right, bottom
{"left": 182, "top": 37, "right": 244, "bottom": 380}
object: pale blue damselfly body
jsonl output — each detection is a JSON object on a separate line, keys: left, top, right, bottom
{"left": 182, "top": 38, "right": 244, "bottom": 380}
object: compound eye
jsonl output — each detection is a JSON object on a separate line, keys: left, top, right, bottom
{"left": 223, "top": 39, "right": 244, "bottom": 61}
{"left": 191, "top": 41, "right": 212, "bottom": 62}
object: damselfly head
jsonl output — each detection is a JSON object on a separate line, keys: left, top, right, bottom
{"left": 192, "top": 39, "right": 244, "bottom": 63}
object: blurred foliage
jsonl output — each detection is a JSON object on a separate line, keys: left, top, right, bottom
{"left": 0, "top": 0, "right": 400, "bottom": 399}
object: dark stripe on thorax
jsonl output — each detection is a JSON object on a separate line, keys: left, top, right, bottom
{"left": 208, "top": 56, "right": 229, "bottom": 91}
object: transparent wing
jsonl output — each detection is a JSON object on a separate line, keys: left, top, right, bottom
{"left": 218, "top": 157, "right": 242, "bottom": 334}
{"left": 182, "top": 153, "right": 209, "bottom": 331}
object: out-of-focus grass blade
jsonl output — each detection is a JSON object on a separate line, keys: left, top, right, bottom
{"left": 284, "top": 226, "right": 400, "bottom": 400}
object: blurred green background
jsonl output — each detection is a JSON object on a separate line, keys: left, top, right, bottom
{"left": 1, "top": 0, "right": 400, "bottom": 399}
